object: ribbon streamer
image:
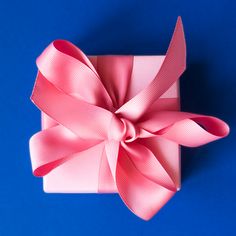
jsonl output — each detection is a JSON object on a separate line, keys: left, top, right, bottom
{"left": 29, "top": 17, "right": 229, "bottom": 220}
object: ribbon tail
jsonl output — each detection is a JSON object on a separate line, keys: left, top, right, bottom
{"left": 104, "top": 140, "right": 120, "bottom": 181}
{"left": 116, "top": 16, "right": 186, "bottom": 121}
{"left": 97, "top": 145, "right": 117, "bottom": 193}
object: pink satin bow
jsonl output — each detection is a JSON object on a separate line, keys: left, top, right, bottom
{"left": 29, "top": 17, "right": 229, "bottom": 220}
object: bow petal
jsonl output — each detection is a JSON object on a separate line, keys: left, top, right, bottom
{"left": 138, "top": 111, "right": 229, "bottom": 146}
{"left": 104, "top": 140, "right": 176, "bottom": 220}
{"left": 31, "top": 72, "right": 114, "bottom": 140}
{"left": 121, "top": 142, "right": 176, "bottom": 191}
{"left": 140, "top": 137, "right": 181, "bottom": 190}
{"left": 30, "top": 125, "right": 101, "bottom": 176}
{"left": 105, "top": 143, "right": 175, "bottom": 220}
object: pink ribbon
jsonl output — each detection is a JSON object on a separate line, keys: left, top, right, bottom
{"left": 29, "top": 17, "right": 229, "bottom": 220}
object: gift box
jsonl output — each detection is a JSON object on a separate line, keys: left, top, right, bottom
{"left": 42, "top": 55, "right": 181, "bottom": 193}
{"left": 29, "top": 17, "right": 229, "bottom": 220}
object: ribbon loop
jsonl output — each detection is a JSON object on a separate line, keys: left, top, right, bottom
{"left": 138, "top": 111, "right": 229, "bottom": 147}
{"left": 37, "top": 39, "right": 113, "bottom": 108}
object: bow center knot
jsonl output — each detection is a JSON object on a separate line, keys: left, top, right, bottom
{"left": 108, "top": 115, "right": 139, "bottom": 143}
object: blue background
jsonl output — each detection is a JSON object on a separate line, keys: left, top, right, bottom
{"left": 0, "top": 0, "right": 235, "bottom": 235}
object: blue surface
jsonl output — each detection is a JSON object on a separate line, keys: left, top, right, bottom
{"left": 0, "top": 0, "right": 235, "bottom": 235}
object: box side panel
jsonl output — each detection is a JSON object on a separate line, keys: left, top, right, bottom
{"left": 43, "top": 142, "right": 116, "bottom": 193}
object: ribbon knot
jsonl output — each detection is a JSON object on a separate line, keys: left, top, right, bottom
{"left": 29, "top": 17, "right": 229, "bottom": 220}
{"left": 120, "top": 118, "right": 139, "bottom": 143}
{"left": 108, "top": 115, "right": 139, "bottom": 143}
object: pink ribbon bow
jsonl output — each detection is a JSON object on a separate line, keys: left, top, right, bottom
{"left": 29, "top": 17, "right": 229, "bottom": 220}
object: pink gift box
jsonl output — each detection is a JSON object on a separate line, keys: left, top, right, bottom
{"left": 42, "top": 55, "right": 181, "bottom": 193}
{"left": 30, "top": 17, "right": 229, "bottom": 220}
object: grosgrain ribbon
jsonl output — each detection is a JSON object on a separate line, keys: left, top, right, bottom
{"left": 29, "top": 17, "right": 229, "bottom": 220}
